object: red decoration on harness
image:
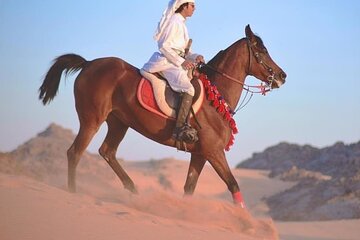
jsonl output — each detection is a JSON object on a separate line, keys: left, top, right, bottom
{"left": 199, "top": 74, "right": 238, "bottom": 151}
{"left": 260, "top": 83, "right": 267, "bottom": 96}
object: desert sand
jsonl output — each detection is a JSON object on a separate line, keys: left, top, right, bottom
{"left": 1, "top": 158, "right": 359, "bottom": 240}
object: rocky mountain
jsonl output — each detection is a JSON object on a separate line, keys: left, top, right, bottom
{"left": 0, "top": 123, "right": 109, "bottom": 185}
{"left": 0, "top": 123, "right": 174, "bottom": 192}
{"left": 237, "top": 141, "right": 360, "bottom": 178}
{"left": 277, "top": 166, "right": 332, "bottom": 182}
{"left": 266, "top": 171, "right": 360, "bottom": 221}
{"left": 237, "top": 141, "right": 360, "bottom": 221}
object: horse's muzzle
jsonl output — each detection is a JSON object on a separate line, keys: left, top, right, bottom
{"left": 271, "top": 71, "right": 287, "bottom": 89}
{"left": 280, "top": 71, "right": 287, "bottom": 81}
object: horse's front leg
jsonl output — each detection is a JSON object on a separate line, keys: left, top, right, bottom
{"left": 183, "top": 153, "right": 206, "bottom": 195}
{"left": 207, "top": 150, "right": 246, "bottom": 208}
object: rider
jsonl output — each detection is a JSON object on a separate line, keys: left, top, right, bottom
{"left": 142, "top": 0, "right": 204, "bottom": 144}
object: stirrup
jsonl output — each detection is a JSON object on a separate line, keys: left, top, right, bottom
{"left": 173, "top": 124, "right": 199, "bottom": 144}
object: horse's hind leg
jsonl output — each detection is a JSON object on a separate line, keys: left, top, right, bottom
{"left": 98, "top": 113, "right": 137, "bottom": 193}
{"left": 67, "top": 123, "right": 101, "bottom": 193}
{"left": 184, "top": 153, "right": 206, "bottom": 195}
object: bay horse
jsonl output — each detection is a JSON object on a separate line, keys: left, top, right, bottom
{"left": 39, "top": 25, "right": 286, "bottom": 207}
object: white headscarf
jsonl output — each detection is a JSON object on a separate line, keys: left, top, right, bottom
{"left": 153, "top": 0, "right": 195, "bottom": 41}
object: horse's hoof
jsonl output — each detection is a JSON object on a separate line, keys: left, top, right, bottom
{"left": 232, "top": 191, "right": 246, "bottom": 208}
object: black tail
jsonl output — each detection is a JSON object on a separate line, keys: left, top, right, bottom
{"left": 39, "top": 54, "right": 87, "bottom": 105}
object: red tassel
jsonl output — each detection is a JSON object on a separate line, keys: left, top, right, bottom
{"left": 200, "top": 74, "right": 238, "bottom": 151}
{"left": 217, "top": 104, "right": 225, "bottom": 113}
{"left": 229, "top": 134, "right": 234, "bottom": 142}
{"left": 225, "top": 136, "right": 234, "bottom": 151}
{"left": 232, "top": 126, "right": 239, "bottom": 134}
{"left": 224, "top": 112, "right": 231, "bottom": 121}
{"left": 208, "top": 91, "right": 215, "bottom": 101}
{"left": 229, "top": 119, "right": 235, "bottom": 128}
{"left": 213, "top": 99, "right": 220, "bottom": 108}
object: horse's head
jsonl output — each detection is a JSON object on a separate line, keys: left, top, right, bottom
{"left": 245, "top": 25, "right": 286, "bottom": 89}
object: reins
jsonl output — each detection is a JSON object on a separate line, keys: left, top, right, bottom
{"left": 202, "top": 64, "right": 269, "bottom": 94}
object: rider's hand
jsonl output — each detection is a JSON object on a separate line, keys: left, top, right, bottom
{"left": 195, "top": 55, "right": 205, "bottom": 64}
{"left": 181, "top": 60, "right": 195, "bottom": 70}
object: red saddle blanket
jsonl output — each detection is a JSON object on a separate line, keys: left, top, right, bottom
{"left": 137, "top": 78, "right": 172, "bottom": 119}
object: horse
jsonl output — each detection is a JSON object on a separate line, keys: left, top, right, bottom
{"left": 39, "top": 25, "right": 286, "bottom": 208}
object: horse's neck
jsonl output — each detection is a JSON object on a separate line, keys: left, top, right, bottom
{"left": 210, "top": 39, "right": 248, "bottom": 110}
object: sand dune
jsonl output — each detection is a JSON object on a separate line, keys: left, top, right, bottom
{"left": 0, "top": 160, "right": 277, "bottom": 240}
{"left": 1, "top": 156, "right": 359, "bottom": 240}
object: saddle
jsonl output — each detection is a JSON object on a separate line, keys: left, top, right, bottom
{"left": 138, "top": 69, "right": 204, "bottom": 119}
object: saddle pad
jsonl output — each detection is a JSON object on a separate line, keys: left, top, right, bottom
{"left": 137, "top": 78, "right": 170, "bottom": 119}
{"left": 137, "top": 77, "right": 204, "bottom": 119}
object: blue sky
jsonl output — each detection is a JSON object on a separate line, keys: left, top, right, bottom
{"left": 1, "top": 0, "right": 359, "bottom": 167}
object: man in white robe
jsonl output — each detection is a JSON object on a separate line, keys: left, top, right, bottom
{"left": 142, "top": 0, "right": 204, "bottom": 144}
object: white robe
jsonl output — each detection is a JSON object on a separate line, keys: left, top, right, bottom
{"left": 142, "top": 13, "right": 199, "bottom": 96}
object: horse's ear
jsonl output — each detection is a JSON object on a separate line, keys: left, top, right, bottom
{"left": 245, "top": 24, "right": 255, "bottom": 41}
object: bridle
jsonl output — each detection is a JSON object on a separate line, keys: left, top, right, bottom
{"left": 199, "top": 37, "right": 276, "bottom": 95}
{"left": 247, "top": 38, "right": 276, "bottom": 89}
{"left": 197, "top": 37, "right": 279, "bottom": 112}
